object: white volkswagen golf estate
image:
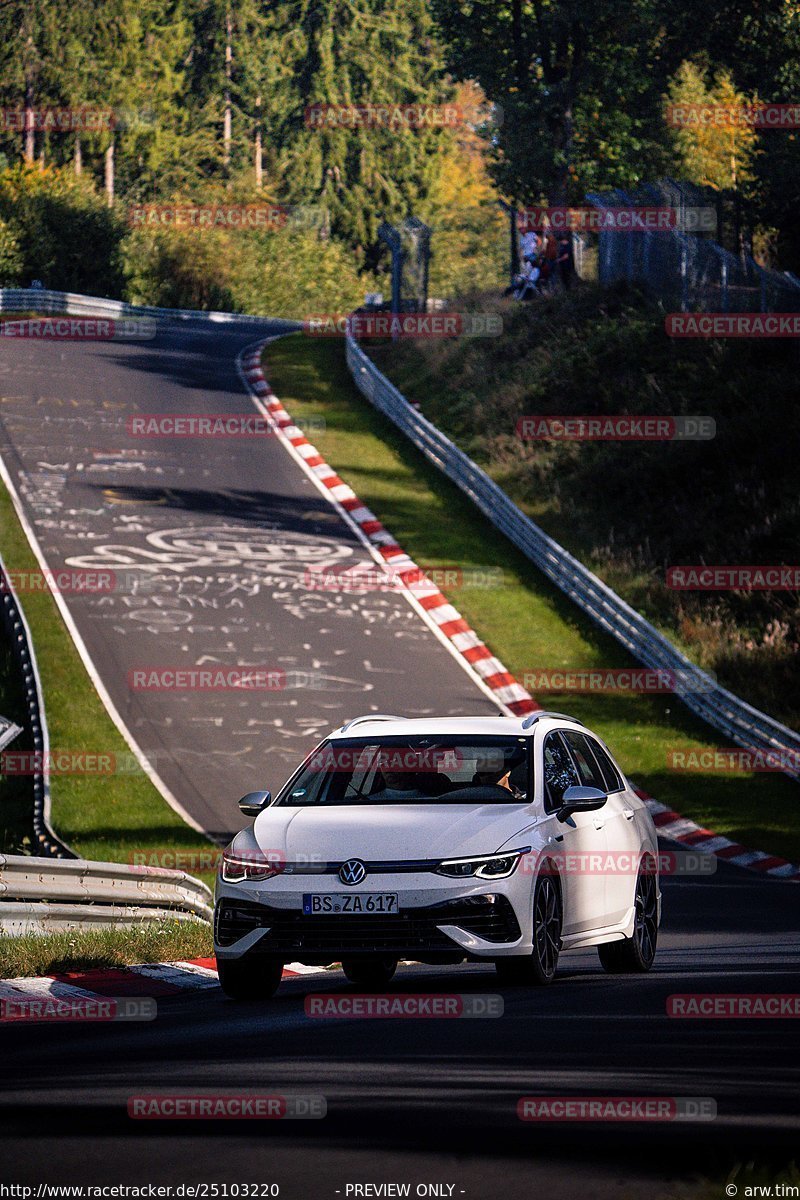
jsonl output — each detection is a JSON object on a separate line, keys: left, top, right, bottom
{"left": 214, "top": 712, "right": 661, "bottom": 999}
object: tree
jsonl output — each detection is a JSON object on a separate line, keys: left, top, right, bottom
{"left": 258, "top": 0, "right": 459, "bottom": 268}
{"left": 430, "top": 0, "right": 676, "bottom": 204}
{"left": 667, "top": 60, "right": 758, "bottom": 191}
{"left": 0, "top": 0, "right": 65, "bottom": 165}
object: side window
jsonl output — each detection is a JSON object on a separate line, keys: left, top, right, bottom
{"left": 585, "top": 739, "right": 624, "bottom": 793}
{"left": 561, "top": 731, "right": 607, "bottom": 791}
{"left": 543, "top": 732, "right": 580, "bottom": 812}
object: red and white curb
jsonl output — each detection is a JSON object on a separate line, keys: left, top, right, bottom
{"left": 633, "top": 787, "right": 800, "bottom": 880}
{"left": 238, "top": 344, "right": 538, "bottom": 719}
{"left": 239, "top": 342, "right": 798, "bottom": 884}
{"left": 0, "top": 958, "right": 332, "bottom": 1009}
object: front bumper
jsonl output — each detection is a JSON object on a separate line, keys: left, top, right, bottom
{"left": 214, "top": 892, "right": 523, "bottom": 963}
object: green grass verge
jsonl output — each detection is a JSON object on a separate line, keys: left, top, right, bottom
{"left": 0, "top": 919, "right": 213, "bottom": 978}
{"left": 263, "top": 334, "right": 800, "bottom": 863}
{"left": 0, "top": 479, "right": 213, "bottom": 868}
{"left": 368, "top": 284, "right": 800, "bottom": 731}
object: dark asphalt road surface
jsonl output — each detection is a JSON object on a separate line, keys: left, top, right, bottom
{"left": 1, "top": 856, "right": 799, "bottom": 1190}
{"left": 0, "top": 318, "right": 498, "bottom": 839}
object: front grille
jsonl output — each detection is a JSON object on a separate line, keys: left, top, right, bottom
{"left": 215, "top": 896, "right": 520, "bottom": 952}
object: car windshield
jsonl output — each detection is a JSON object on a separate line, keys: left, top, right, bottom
{"left": 275, "top": 736, "right": 530, "bottom": 806}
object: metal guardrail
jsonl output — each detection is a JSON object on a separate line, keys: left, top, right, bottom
{"left": 345, "top": 332, "right": 800, "bottom": 782}
{"left": 0, "top": 554, "right": 74, "bottom": 858}
{"left": 0, "top": 854, "right": 212, "bottom": 934}
{"left": 0, "top": 286, "right": 300, "bottom": 327}
{"left": 0, "top": 717, "right": 22, "bottom": 753}
{"left": 0, "top": 902, "right": 207, "bottom": 937}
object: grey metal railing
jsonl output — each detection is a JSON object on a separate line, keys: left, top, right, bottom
{"left": 0, "top": 286, "right": 299, "bottom": 328}
{"left": 0, "top": 854, "right": 212, "bottom": 934}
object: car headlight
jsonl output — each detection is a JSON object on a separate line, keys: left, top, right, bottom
{"left": 220, "top": 849, "right": 284, "bottom": 883}
{"left": 435, "top": 848, "right": 529, "bottom": 879}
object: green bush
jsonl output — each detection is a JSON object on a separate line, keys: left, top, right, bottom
{"left": 122, "top": 218, "right": 371, "bottom": 318}
{"left": 0, "top": 165, "right": 125, "bottom": 295}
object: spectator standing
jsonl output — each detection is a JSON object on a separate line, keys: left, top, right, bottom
{"left": 557, "top": 232, "right": 575, "bottom": 290}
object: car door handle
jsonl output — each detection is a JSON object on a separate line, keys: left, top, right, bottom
{"left": 593, "top": 817, "right": 606, "bottom": 830}
{"left": 623, "top": 808, "right": 635, "bottom": 821}
{"left": 548, "top": 834, "right": 564, "bottom": 843}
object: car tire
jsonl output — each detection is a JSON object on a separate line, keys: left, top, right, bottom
{"left": 217, "top": 957, "right": 284, "bottom": 1000}
{"left": 597, "top": 860, "right": 658, "bottom": 974}
{"left": 495, "top": 870, "right": 562, "bottom": 986}
{"left": 341, "top": 957, "right": 398, "bottom": 988}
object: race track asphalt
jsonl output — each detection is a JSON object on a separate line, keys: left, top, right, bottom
{"left": 0, "top": 318, "right": 498, "bottom": 839}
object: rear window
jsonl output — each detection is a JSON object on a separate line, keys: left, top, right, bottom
{"left": 276, "top": 736, "right": 531, "bottom": 806}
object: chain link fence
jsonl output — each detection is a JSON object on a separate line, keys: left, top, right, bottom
{"left": 585, "top": 178, "right": 800, "bottom": 312}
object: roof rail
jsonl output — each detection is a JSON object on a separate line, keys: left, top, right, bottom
{"left": 521, "top": 711, "right": 585, "bottom": 730}
{"left": 337, "top": 714, "right": 407, "bottom": 734}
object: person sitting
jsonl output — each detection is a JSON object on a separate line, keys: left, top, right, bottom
{"left": 520, "top": 229, "right": 540, "bottom": 266}
{"left": 369, "top": 765, "right": 426, "bottom": 802}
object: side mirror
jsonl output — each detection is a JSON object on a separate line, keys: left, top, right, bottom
{"left": 557, "top": 785, "right": 606, "bottom": 823}
{"left": 238, "top": 790, "right": 272, "bottom": 817}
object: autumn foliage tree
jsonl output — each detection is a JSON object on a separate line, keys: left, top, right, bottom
{"left": 666, "top": 60, "right": 759, "bottom": 191}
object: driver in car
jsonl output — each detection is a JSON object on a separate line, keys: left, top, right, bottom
{"left": 471, "top": 751, "right": 526, "bottom": 798}
{"left": 368, "top": 751, "right": 428, "bottom": 802}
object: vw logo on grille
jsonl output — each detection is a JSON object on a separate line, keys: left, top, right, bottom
{"left": 339, "top": 859, "right": 367, "bottom": 885}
